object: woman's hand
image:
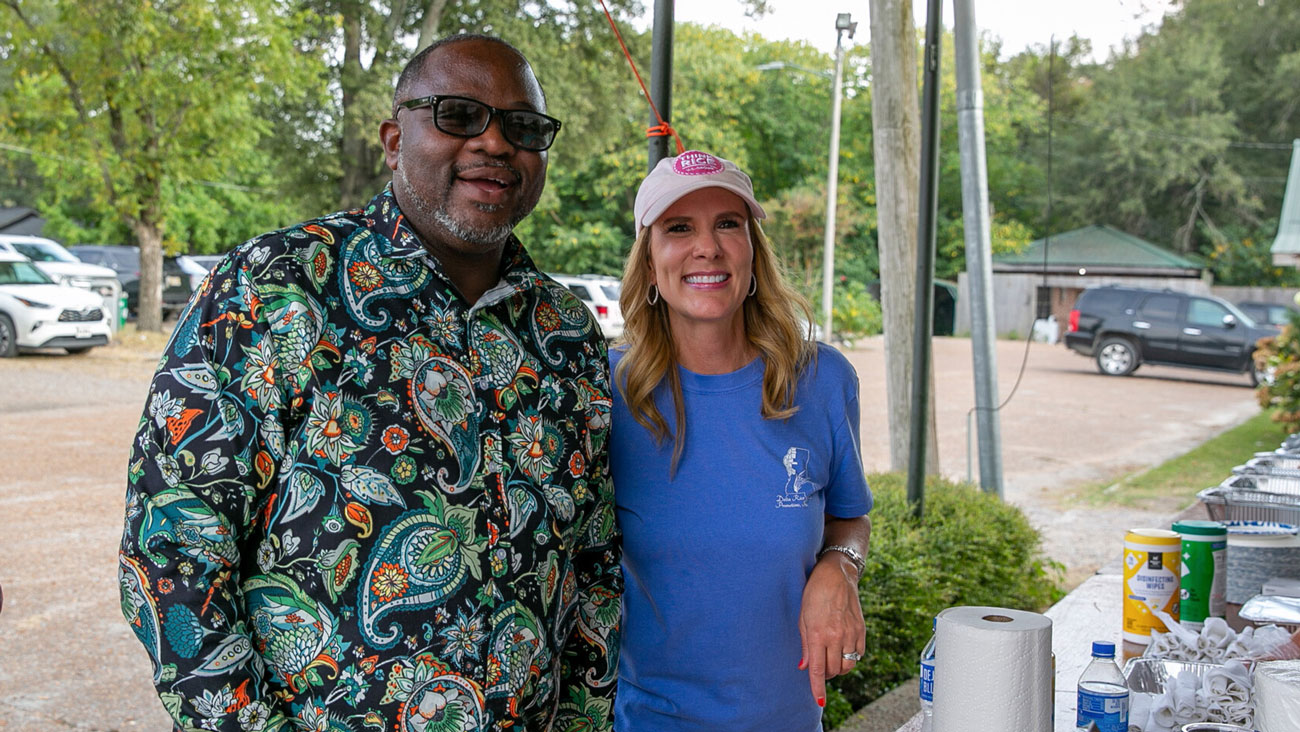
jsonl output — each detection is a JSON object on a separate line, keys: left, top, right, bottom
{"left": 799, "top": 514, "right": 870, "bottom": 708}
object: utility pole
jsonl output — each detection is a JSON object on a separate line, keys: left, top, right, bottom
{"left": 820, "top": 14, "right": 855, "bottom": 342}
{"left": 648, "top": 0, "right": 674, "bottom": 170}
{"left": 906, "top": 0, "right": 944, "bottom": 514}
{"left": 953, "top": 0, "right": 1005, "bottom": 497}
{"left": 869, "top": 0, "right": 937, "bottom": 479}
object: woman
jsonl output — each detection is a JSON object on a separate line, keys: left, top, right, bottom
{"left": 611, "top": 150, "right": 873, "bottom": 731}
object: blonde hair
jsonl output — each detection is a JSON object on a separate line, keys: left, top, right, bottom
{"left": 614, "top": 219, "right": 816, "bottom": 473}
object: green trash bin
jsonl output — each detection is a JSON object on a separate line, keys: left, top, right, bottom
{"left": 118, "top": 292, "right": 129, "bottom": 330}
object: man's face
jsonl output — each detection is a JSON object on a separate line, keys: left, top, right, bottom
{"left": 381, "top": 40, "right": 549, "bottom": 259}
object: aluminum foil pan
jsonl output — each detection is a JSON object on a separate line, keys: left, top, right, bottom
{"left": 1239, "top": 594, "right": 1300, "bottom": 630}
{"left": 1124, "top": 657, "right": 1225, "bottom": 694}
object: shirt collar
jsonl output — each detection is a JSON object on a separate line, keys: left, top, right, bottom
{"left": 364, "top": 183, "right": 545, "bottom": 299}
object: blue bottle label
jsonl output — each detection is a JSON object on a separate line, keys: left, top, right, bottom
{"left": 919, "top": 660, "right": 935, "bottom": 703}
{"left": 1076, "top": 687, "right": 1128, "bottom": 732}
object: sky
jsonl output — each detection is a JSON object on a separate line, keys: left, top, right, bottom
{"left": 640, "top": 0, "right": 1178, "bottom": 61}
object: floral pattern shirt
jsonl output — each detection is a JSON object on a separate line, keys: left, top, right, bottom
{"left": 119, "top": 186, "right": 621, "bottom": 732}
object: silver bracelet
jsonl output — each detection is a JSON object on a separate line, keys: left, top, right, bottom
{"left": 818, "top": 544, "right": 865, "bottom": 578}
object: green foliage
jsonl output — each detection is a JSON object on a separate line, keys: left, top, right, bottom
{"left": 831, "top": 281, "right": 883, "bottom": 343}
{"left": 823, "top": 473, "right": 1063, "bottom": 727}
{"left": 1203, "top": 223, "right": 1300, "bottom": 287}
{"left": 1255, "top": 311, "right": 1300, "bottom": 433}
{"left": 0, "top": 0, "right": 320, "bottom": 327}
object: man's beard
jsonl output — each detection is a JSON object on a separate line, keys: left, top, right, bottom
{"left": 397, "top": 150, "right": 521, "bottom": 247}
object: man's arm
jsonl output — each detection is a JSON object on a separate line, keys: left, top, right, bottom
{"left": 119, "top": 258, "right": 293, "bottom": 731}
{"left": 552, "top": 353, "right": 623, "bottom": 732}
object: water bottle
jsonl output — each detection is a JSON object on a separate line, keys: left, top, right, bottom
{"left": 919, "top": 619, "right": 936, "bottom": 732}
{"left": 1075, "top": 641, "right": 1128, "bottom": 732}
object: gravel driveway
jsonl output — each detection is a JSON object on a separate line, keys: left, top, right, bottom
{"left": 0, "top": 334, "right": 1262, "bottom": 729}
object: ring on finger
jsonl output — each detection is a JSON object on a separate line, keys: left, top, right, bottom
{"left": 842, "top": 651, "right": 861, "bottom": 662}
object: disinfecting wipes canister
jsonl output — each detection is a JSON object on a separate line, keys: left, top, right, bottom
{"left": 1173, "top": 520, "right": 1227, "bottom": 627}
{"left": 1123, "top": 529, "right": 1182, "bottom": 645}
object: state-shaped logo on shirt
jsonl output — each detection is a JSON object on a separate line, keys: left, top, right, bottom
{"left": 776, "top": 446, "right": 817, "bottom": 509}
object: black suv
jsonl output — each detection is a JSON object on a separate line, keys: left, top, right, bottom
{"left": 1064, "top": 285, "right": 1278, "bottom": 385}
{"left": 67, "top": 245, "right": 205, "bottom": 317}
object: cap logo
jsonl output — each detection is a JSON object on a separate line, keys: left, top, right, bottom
{"left": 673, "top": 150, "right": 724, "bottom": 176}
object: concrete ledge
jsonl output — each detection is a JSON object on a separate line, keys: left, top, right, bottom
{"left": 832, "top": 677, "right": 919, "bottom": 732}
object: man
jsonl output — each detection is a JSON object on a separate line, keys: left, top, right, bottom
{"left": 119, "top": 35, "right": 621, "bottom": 732}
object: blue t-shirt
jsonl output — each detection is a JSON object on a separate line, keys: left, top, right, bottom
{"left": 610, "top": 343, "right": 873, "bottom": 732}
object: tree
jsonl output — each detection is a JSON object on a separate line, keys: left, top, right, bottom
{"left": 291, "top": 0, "right": 649, "bottom": 210}
{"left": 1, "top": 0, "right": 314, "bottom": 331}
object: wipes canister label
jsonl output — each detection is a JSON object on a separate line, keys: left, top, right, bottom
{"left": 1123, "top": 529, "right": 1182, "bottom": 644}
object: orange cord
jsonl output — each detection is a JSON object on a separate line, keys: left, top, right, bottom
{"left": 598, "top": 0, "right": 686, "bottom": 155}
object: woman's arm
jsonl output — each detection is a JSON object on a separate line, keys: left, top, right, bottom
{"left": 799, "top": 513, "right": 872, "bottom": 708}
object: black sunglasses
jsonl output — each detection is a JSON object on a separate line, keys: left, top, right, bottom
{"left": 396, "top": 95, "right": 563, "bottom": 152}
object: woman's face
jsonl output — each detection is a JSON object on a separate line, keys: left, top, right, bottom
{"left": 647, "top": 187, "right": 754, "bottom": 336}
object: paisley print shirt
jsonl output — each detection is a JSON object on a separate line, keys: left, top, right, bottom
{"left": 119, "top": 186, "right": 621, "bottom": 732}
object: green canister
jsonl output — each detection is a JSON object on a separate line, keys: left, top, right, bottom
{"left": 1172, "top": 519, "right": 1227, "bottom": 627}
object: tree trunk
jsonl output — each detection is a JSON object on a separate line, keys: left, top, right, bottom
{"left": 337, "top": 8, "right": 374, "bottom": 209}
{"left": 869, "top": 0, "right": 938, "bottom": 473}
{"left": 130, "top": 218, "right": 165, "bottom": 333}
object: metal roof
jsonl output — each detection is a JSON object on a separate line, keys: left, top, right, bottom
{"left": 993, "top": 224, "right": 1202, "bottom": 276}
{"left": 1271, "top": 140, "right": 1300, "bottom": 267}
{"left": 0, "top": 207, "right": 45, "bottom": 236}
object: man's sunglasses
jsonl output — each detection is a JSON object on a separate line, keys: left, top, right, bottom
{"left": 396, "top": 95, "right": 562, "bottom": 152}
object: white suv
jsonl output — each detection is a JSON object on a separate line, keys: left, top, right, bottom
{"left": 548, "top": 273, "right": 624, "bottom": 340}
{"left": 0, "top": 234, "right": 121, "bottom": 305}
{"left": 0, "top": 251, "right": 112, "bottom": 356}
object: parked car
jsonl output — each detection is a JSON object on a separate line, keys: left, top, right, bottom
{"left": 1064, "top": 285, "right": 1278, "bottom": 385}
{"left": 186, "top": 254, "right": 229, "bottom": 276}
{"left": 1235, "top": 300, "right": 1297, "bottom": 327}
{"left": 0, "top": 234, "right": 120, "bottom": 303}
{"left": 548, "top": 273, "right": 624, "bottom": 340}
{"left": 0, "top": 251, "right": 111, "bottom": 357}
{"left": 67, "top": 244, "right": 206, "bottom": 317}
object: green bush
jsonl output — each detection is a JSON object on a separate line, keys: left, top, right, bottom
{"left": 831, "top": 281, "right": 884, "bottom": 344}
{"left": 1255, "top": 310, "right": 1300, "bottom": 432}
{"left": 825, "top": 473, "right": 1064, "bottom": 728}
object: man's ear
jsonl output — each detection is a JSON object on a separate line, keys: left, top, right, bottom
{"left": 380, "top": 118, "right": 401, "bottom": 172}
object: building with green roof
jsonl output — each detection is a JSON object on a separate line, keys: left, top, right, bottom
{"left": 955, "top": 225, "right": 1211, "bottom": 338}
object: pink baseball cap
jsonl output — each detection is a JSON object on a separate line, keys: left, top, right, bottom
{"left": 633, "top": 150, "right": 766, "bottom": 230}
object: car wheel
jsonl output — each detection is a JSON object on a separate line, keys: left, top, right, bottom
{"left": 0, "top": 315, "right": 16, "bottom": 358}
{"left": 1095, "top": 337, "right": 1138, "bottom": 376}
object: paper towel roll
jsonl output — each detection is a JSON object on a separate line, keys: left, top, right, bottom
{"left": 1254, "top": 659, "right": 1300, "bottom": 732}
{"left": 931, "top": 606, "right": 1054, "bottom": 732}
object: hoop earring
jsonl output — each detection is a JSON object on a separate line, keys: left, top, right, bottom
{"left": 647, "top": 285, "right": 660, "bottom": 306}
{"left": 748, "top": 275, "right": 757, "bottom": 297}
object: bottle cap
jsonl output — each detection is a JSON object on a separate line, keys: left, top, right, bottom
{"left": 1091, "top": 641, "right": 1115, "bottom": 657}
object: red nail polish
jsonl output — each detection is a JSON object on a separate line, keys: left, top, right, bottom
{"left": 817, "top": 697, "right": 826, "bottom": 708}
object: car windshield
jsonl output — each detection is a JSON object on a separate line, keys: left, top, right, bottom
{"left": 0, "top": 260, "right": 56, "bottom": 285}
{"left": 11, "top": 241, "right": 79, "bottom": 263}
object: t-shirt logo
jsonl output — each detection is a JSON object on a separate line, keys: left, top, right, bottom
{"left": 776, "top": 447, "right": 814, "bottom": 508}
